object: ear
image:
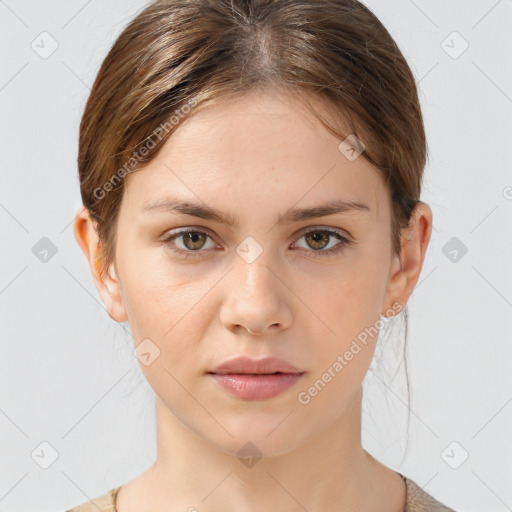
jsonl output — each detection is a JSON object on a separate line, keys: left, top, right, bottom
{"left": 73, "top": 206, "right": 128, "bottom": 323}
{"left": 382, "top": 202, "right": 433, "bottom": 317}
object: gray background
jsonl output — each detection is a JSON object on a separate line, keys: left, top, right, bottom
{"left": 1, "top": 0, "right": 511, "bottom": 510}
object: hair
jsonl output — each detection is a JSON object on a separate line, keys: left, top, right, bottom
{"left": 78, "top": 0, "right": 428, "bottom": 459}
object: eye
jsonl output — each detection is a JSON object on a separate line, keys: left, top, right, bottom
{"left": 162, "top": 228, "right": 217, "bottom": 258}
{"left": 161, "top": 226, "right": 353, "bottom": 259}
{"left": 292, "top": 227, "right": 352, "bottom": 258}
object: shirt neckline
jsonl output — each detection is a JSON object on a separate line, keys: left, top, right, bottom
{"left": 110, "top": 471, "right": 409, "bottom": 511}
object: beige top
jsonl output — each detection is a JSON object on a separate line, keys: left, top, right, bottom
{"left": 65, "top": 472, "right": 456, "bottom": 511}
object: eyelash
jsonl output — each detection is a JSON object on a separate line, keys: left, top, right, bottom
{"left": 161, "top": 226, "right": 353, "bottom": 259}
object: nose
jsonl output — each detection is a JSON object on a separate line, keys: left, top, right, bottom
{"left": 219, "top": 253, "right": 293, "bottom": 336}
{"left": 246, "top": 323, "right": 279, "bottom": 336}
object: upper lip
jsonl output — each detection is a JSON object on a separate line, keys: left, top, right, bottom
{"left": 208, "top": 356, "right": 304, "bottom": 375}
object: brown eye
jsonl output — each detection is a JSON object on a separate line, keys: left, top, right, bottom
{"left": 292, "top": 227, "right": 352, "bottom": 258}
{"left": 161, "top": 226, "right": 352, "bottom": 260}
{"left": 304, "top": 230, "right": 330, "bottom": 250}
{"left": 162, "top": 229, "right": 217, "bottom": 257}
{"left": 181, "top": 231, "right": 207, "bottom": 250}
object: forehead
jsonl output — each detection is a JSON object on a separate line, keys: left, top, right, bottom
{"left": 122, "top": 91, "right": 388, "bottom": 221}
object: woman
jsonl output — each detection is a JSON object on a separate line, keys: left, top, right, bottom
{"left": 69, "top": 0, "right": 456, "bottom": 510}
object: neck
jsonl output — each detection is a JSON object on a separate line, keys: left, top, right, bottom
{"left": 126, "top": 387, "right": 405, "bottom": 512}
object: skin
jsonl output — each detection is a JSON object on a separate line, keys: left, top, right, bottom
{"left": 74, "top": 90, "right": 432, "bottom": 512}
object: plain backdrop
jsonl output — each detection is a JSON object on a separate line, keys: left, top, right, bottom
{"left": 1, "top": 1, "right": 511, "bottom": 511}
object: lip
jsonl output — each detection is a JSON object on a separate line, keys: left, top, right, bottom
{"left": 208, "top": 355, "right": 304, "bottom": 375}
{"left": 208, "top": 373, "right": 305, "bottom": 400}
{"left": 207, "top": 356, "right": 305, "bottom": 400}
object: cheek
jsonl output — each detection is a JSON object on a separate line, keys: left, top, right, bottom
{"left": 343, "top": 239, "right": 390, "bottom": 312}
{"left": 297, "top": 283, "right": 382, "bottom": 416}
{"left": 120, "top": 271, "right": 207, "bottom": 397}
{"left": 299, "top": 253, "right": 388, "bottom": 373}
{"left": 117, "top": 244, "right": 189, "bottom": 331}
{"left": 310, "top": 257, "right": 385, "bottom": 324}
{"left": 117, "top": 248, "right": 218, "bottom": 371}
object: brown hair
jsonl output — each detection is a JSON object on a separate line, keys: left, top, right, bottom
{"left": 78, "top": 0, "right": 427, "bottom": 281}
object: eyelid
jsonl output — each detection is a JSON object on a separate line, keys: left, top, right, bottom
{"left": 161, "top": 225, "right": 220, "bottom": 244}
{"left": 162, "top": 224, "right": 351, "bottom": 242}
{"left": 294, "top": 224, "right": 352, "bottom": 241}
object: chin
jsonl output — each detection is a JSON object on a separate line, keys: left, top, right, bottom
{"left": 202, "top": 415, "right": 309, "bottom": 460}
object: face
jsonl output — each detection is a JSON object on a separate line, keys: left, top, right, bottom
{"left": 88, "top": 91, "right": 412, "bottom": 456}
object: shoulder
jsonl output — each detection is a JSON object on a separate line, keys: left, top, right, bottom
{"left": 402, "top": 475, "right": 457, "bottom": 512}
{"left": 64, "top": 486, "right": 121, "bottom": 512}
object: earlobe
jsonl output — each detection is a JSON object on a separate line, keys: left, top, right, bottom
{"left": 73, "top": 206, "right": 128, "bottom": 323}
{"left": 100, "top": 261, "right": 129, "bottom": 323}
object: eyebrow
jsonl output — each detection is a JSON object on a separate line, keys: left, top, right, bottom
{"left": 142, "top": 196, "right": 371, "bottom": 226}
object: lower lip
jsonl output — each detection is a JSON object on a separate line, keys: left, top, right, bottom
{"left": 208, "top": 372, "right": 305, "bottom": 400}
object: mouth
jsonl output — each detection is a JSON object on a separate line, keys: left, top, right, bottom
{"left": 207, "top": 371, "right": 303, "bottom": 375}
{"left": 206, "top": 355, "right": 306, "bottom": 399}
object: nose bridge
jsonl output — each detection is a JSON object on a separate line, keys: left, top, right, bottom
{"left": 232, "top": 234, "right": 281, "bottom": 297}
